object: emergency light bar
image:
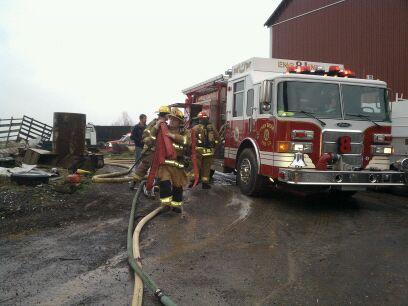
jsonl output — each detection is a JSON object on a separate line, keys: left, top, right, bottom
{"left": 338, "top": 69, "right": 356, "bottom": 78}
{"left": 287, "top": 65, "right": 355, "bottom": 78}
{"left": 328, "top": 65, "right": 341, "bottom": 76}
{"left": 287, "top": 65, "right": 311, "bottom": 74}
{"left": 312, "top": 66, "right": 326, "bottom": 75}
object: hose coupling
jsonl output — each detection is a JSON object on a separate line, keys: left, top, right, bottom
{"left": 154, "top": 288, "right": 164, "bottom": 298}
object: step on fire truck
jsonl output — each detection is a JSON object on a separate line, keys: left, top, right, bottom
{"left": 182, "top": 57, "right": 408, "bottom": 196}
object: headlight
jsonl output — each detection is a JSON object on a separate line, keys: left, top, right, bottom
{"left": 371, "top": 145, "right": 393, "bottom": 155}
{"left": 292, "top": 142, "right": 313, "bottom": 153}
{"left": 277, "top": 141, "right": 313, "bottom": 153}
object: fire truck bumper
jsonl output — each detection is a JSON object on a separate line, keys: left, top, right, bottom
{"left": 278, "top": 169, "right": 407, "bottom": 186}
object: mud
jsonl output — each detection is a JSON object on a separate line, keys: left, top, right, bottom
{"left": 140, "top": 181, "right": 408, "bottom": 305}
{"left": 1, "top": 169, "right": 408, "bottom": 305}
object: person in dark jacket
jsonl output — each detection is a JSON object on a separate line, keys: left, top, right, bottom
{"left": 130, "top": 114, "right": 147, "bottom": 161}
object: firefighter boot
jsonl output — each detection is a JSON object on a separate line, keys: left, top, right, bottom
{"left": 159, "top": 180, "right": 172, "bottom": 209}
{"left": 171, "top": 186, "right": 183, "bottom": 213}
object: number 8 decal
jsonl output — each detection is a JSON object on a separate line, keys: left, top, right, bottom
{"left": 339, "top": 136, "right": 351, "bottom": 153}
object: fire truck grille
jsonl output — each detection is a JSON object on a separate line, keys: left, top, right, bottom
{"left": 322, "top": 131, "right": 363, "bottom": 167}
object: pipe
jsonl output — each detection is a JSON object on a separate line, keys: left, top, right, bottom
{"left": 127, "top": 182, "right": 177, "bottom": 306}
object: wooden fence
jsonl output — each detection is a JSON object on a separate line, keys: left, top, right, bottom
{"left": 0, "top": 116, "right": 53, "bottom": 145}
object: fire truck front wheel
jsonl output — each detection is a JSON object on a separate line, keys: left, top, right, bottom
{"left": 237, "top": 148, "right": 265, "bottom": 196}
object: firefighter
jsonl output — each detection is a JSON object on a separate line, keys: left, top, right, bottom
{"left": 157, "top": 107, "right": 190, "bottom": 213}
{"left": 131, "top": 105, "right": 170, "bottom": 186}
{"left": 192, "top": 111, "right": 220, "bottom": 189}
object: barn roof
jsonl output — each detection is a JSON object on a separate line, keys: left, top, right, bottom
{"left": 264, "top": 0, "right": 290, "bottom": 27}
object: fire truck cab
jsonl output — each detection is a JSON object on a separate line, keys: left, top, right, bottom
{"left": 184, "top": 57, "right": 408, "bottom": 196}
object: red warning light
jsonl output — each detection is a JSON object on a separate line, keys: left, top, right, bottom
{"left": 329, "top": 65, "right": 341, "bottom": 72}
{"left": 328, "top": 65, "right": 341, "bottom": 76}
{"left": 340, "top": 69, "right": 356, "bottom": 78}
{"left": 299, "top": 66, "right": 311, "bottom": 74}
{"left": 287, "top": 66, "right": 297, "bottom": 73}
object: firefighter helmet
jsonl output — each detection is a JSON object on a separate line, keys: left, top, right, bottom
{"left": 156, "top": 105, "right": 171, "bottom": 114}
{"left": 169, "top": 107, "right": 184, "bottom": 121}
{"left": 197, "top": 111, "right": 209, "bottom": 119}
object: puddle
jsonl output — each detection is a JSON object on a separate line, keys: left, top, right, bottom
{"left": 226, "top": 193, "right": 253, "bottom": 229}
{"left": 212, "top": 172, "right": 236, "bottom": 186}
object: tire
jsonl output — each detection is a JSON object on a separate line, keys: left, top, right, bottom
{"left": 237, "top": 148, "right": 265, "bottom": 196}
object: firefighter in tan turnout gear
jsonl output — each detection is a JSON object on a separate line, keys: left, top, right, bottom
{"left": 132, "top": 106, "right": 170, "bottom": 185}
{"left": 192, "top": 111, "right": 220, "bottom": 189}
{"left": 157, "top": 108, "right": 190, "bottom": 213}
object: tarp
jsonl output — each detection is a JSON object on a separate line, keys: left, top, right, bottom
{"left": 0, "top": 164, "right": 39, "bottom": 177}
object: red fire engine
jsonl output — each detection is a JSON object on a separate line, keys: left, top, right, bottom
{"left": 182, "top": 57, "right": 408, "bottom": 196}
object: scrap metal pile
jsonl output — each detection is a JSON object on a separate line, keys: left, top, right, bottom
{"left": 0, "top": 113, "right": 103, "bottom": 188}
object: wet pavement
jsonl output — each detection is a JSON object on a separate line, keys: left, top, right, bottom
{"left": 1, "top": 171, "right": 408, "bottom": 305}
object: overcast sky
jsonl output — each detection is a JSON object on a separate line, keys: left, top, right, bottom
{"left": 0, "top": 0, "right": 280, "bottom": 125}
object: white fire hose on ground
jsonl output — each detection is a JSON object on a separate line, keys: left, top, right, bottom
{"left": 131, "top": 206, "right": 164, "bottom": 306}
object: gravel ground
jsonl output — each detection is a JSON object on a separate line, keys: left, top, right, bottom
{"left": 1, "top": 168, "right": 408, "bottom": 305}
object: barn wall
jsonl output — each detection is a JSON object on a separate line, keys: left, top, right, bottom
{"left": 270, "top": 0, "right": 408, "bottom": 98}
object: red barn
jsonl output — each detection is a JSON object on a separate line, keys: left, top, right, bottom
{"left": 265, "top": 0, "right": 408, "bottom": 100}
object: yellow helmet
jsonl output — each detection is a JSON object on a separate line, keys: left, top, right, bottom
{"left": 157, "top": 105, "right": 170, "bottom": 114}
{"left": 169, "top": 107, "right": 184, "bottom": 121}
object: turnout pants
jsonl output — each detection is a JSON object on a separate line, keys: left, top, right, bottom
{"left": 198, "top": 155, "right": 213, "bottom": 183}
{"left": 158, "top": 164, "right": 188, "bottom": 208}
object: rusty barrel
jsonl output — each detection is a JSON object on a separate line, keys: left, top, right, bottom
{"left": 53, "top": 112, "right": 86, "bottom": 159}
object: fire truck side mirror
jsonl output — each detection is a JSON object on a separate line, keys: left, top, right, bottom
{"left": 260, "top": 80, "right": 272, "bottom": 110}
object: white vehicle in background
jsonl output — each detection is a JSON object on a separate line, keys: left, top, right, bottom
{"left": 85, "top": 123, "right": 98, "bottom": 150}
{"left": 391, "top": 99, "right": 408, "bottom": 165}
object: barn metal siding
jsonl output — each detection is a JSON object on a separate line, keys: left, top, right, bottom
{"left": 271, "top": 0, "right": 408, "bottom": 98}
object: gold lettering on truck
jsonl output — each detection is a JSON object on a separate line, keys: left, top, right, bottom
{"left": 278, "top": 60, "right": 319, "bottom": 70}
{"left": 259, "top": 123, "right": 273, "bottom": 147}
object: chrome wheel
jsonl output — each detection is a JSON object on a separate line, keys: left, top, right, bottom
{"left": 240, "top": 158, "right": 252, "bottom": 185}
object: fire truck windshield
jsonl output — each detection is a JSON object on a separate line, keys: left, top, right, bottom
{"left": 277, "top": 81, "right": 389, "bottom": 122}
{"left": 277, "top": 81, "right": 342, "bottom": 119}
{"left": 342, "top": 85, "right": 389, "bottom": 122}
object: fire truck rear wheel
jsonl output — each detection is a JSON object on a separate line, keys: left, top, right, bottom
{"left": 237, "top": 148, "right": 265, "bottom": 196}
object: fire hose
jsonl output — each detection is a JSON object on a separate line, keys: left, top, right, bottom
{"left": 92, "top": 160, "right": 177, "bottom": 304}
{"left": 91, "top": 158, "right": 140, "bottom": 183}
{"left": 131, "top": 204, "right": 163, "bottom": 306}
{"left": 93, "top": 123, "right": 194, "bottom": 304}
{"left": 127, "top": 182, "right": 177, "bottom": 306}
